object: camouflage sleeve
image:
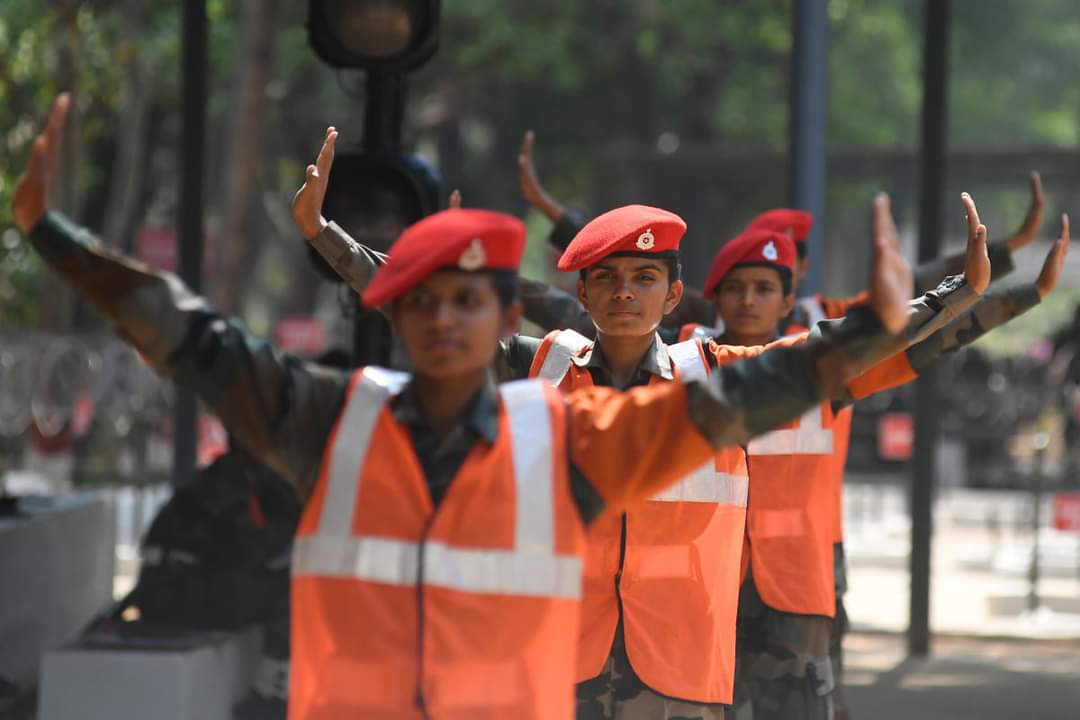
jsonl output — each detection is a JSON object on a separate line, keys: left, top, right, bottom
{"left": 518, "top": 277, "right": 596, "bottom": 337}
{"left": 906, "top": 284, "right": 1042, "bottom": 371}
{"left": 913, "top": 240, "right": 1014, "bottom": 293}
{"left": 308, "top": 219, "right": 386, "bottom": 297}
{"left": 27, "top": 211, "right": 347, "bottom": 500}
{"left": 688, "top": 310, "right": 894, "bottom": 445}
{"left": 547, "top": 209, "right": 588, "bottom": 251}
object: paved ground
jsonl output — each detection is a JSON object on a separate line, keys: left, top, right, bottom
{"left": 843, "top": 633, "right": 1080, "bottom": 720}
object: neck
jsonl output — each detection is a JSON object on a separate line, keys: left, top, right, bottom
{"left": 723, "top": 329, "right": 774, "bottom": 348}
{"left": 413, "top": 368, "right": 489, "bottom": 434}
{"left": 595, "top": 330, "right": 656, "bottom": 389}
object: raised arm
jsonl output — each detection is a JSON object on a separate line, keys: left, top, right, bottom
{"left": 913, "top": 172, "right": 1043, "bottom": 291}
{"left": 13, "top": 95, "right": 344, "bottom": 499}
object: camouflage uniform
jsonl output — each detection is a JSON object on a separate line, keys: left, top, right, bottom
{"left": 577, "top": 625, "right": 728, "bottom": 720}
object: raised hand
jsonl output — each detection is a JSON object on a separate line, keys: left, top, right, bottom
{"left": 1036, "top": 214, "right": 1070, "bottom": 298}
{"left": 869, "top": 194, "right": 915, "bottom": 334}
{"left": 517, "top": 130, "right": 565, "bottom": 222}
{"left": 292, "top": 126, "right": 337, "bottom": 240}
{"left": 12, "top": 93, "right": 71, "bottom": 233}
{"left": 961, "top": 192, "right": 991, "bottom": 294}
{"left": 1007, "top": 171, "right": 1046, "bottom": 253}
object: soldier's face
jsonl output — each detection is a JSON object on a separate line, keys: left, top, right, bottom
{"left": 714, "top": 266, "right": 795, "bottom": 340}
{"left": 392, "top": 271, "right": 520, "bottom": 378}
{"left": 577, "top": 257, "right": 684, "bottom": 337}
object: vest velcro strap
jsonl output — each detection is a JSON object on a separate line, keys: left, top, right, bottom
{"left": 750, "top": 509, "right": 807, "bottom": 538}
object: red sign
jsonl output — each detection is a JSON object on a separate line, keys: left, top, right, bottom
{"left": 878, "top": 412, "right": 914, "bottom": 461}
{"left": 275, "top": 316, "right": 326, "bottom": 356}
{"left": 1053, "top": 493, "right": 1080, "bottom": 532}
{"left": 136, "top": 227, "right": 177, "bottom": 272}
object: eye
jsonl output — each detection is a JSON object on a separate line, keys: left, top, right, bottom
{"left": 637, "top": 272, "right": 658, "bottom": 283}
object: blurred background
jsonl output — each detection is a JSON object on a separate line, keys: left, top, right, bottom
{"left": 3, "top": 1, "right": 1080, "bottom": 718}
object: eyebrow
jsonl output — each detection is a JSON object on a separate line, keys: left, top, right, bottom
{"left": 591, "top": 262, "right": 664, "bottom": 273}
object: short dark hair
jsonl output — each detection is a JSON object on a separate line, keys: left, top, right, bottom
{"left": 726, "top": 262, "right": 794, "bottom": 296}
{"left": 578, "top": 252, "right": 682, "bottom": 285}
{"left": 796, "top": 242, "right": 808, "bottom": 260}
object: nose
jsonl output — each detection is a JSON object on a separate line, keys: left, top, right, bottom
{"left": 738, "top": 287, "right": 755, "bottom": 307}
{"left": 612, "top": 275, "right": 635, "bottom": 302}
{"left": 429, "top": 299, "right": 455, "bottom": 329}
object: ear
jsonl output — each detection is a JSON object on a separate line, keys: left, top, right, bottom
{"left": 576, "top": 277, "right": 589, "bottom": 308}
{"left": 796, "top": 257, "right": 810, "bottom": 283}
{"left": 664, "top": 279, "right": 685, "bottom": 315}
{"left": 501, "top": 300, "right": 523, "bottom": 337}
{"left": 780, "top": 292, "right": 797, "bottom": 317}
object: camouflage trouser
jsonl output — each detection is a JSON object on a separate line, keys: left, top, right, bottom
{"left": 576, "top": 625, "right": 728, "bottom": 720}
{"left": 830, "top": 543, "right": 852, "bottom": 720}
{"left": 733, "top": 579, "right": 834, "bottom": 720}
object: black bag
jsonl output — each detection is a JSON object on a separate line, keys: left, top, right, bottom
{"left": 129, "top": 448, "right": 300, "bottom": 630}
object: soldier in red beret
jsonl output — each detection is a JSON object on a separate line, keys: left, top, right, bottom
{"left": 293, "top": 123, "right": 1059, "bottom": 720}
{"left": 516, "top": 130, "right": 1048, "bottom": 342}
{"left": 15, "top": 96, "right": 927, "bottom": 720}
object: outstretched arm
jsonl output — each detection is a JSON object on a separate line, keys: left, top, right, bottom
{"left": 913, "top": 172, "right": 1043, "bottom": 291}
{"left": 14, "top": 95, "right": 344, "bottom": 500}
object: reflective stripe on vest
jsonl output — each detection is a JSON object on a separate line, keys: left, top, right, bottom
{"left": 747, "top": 405, "right": 833, "bottom": 456}
{"left": 293, "top": 371, "right": 582, "bottom": 599}
{"left": 536, "top": 329, "right": 593, "bottom": 385}
{"left": 655, "top": 339, "right": 748, "bottom": 508}
{"left": 798, "top": 295, "right": 827, "bottom": 330}
{"left": 651, "top": 461, "right": 749, "bottom": 507}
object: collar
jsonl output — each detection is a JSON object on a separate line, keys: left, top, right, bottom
{"left": 391, "top": 370, "right": 501, "bottom": 443}
{"left": 569, "top": 332, "right": 674, "bottom": 381}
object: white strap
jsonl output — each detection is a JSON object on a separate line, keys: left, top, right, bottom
{"left": 666, "top": 339, "right": 709, "bottom": 382}
{"left": 319, "top": 367, "right": 410, "bottom": 536}
{"left": 797, "top": 296, "right": 827, "bottom": 330}
{"left": 748, "top": 404, "right": 833, "bottom": 456}
{"left": 536, "top": 329, "right": 593, "bottom": 386}
{"left": 500, "top": 380, "right": 555, "bottom": 552}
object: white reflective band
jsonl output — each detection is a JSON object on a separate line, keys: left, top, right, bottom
{"left": 293, "top": 534, "right": 420, "bottom": 585}
{"left": 798, "top": 296, "right": 827, "bottom": 330}
{"left": 651, "top": 462, "right": 748, "bottom": 507}
{"left": 500, "top": 380, "right": 555, "bottom": 552}
{"left": 319, "top": 367, "right": 411, "bottom": 536}
{"left": 293, "top": 536, "right": 582, "bottom": 599}
{"left": 667, "top": 339, "right": 709, "bottom": 382}
{"left": 748, "top": 405, "right": 833, "bottom": 456}
{"left": 424, "top": 541, "right": 582, "bottom": 598}
{"left": 536, "top": 329, "right": 593, "bottom": 385}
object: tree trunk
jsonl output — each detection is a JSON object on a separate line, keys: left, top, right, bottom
{"left": 100, "top": 0, "right": 152, "bottom": 253}
{"left": 213, "top": 0, "right": 278, "bottom": 313}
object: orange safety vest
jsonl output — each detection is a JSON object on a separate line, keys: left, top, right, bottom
{"left": 529, "top": 329, "right": 748, "bottom": 704}
{"left": 291, "top": 367, "right": 586, "bottom": 720}
{"left": 710, "top": 327, "right": 838, "bottom": 618}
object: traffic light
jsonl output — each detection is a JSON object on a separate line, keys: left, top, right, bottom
{"left": 308, "top": 0, "right": 439, "bottom": 73}
{"left": 305, "top": 0, "right": 443, "bottom": 365}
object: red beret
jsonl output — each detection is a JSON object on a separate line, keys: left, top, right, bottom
{"left": 703, "top": 229, "right": 796, "bottom": 298}
{"left": 747, "top": 208, "right": 814, "bottom": 244}
{"left": 557, "top": 204, "right": 686, "bottom": 272}
{"left": 362, "top": 209, "right": 525, "bottom": 307}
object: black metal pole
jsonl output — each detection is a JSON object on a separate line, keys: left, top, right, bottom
{"left": 789, "top": 0, "right": 829, "bottom": 296}
{"left": 172, "top": 0, "right": 207, "bottom": 486}
{"left": 1027, "top": 441, "right": 1048, "bottom": 611}
{"left": 363, "top": 71, "right": 405, "bottom": 154}
{"left": 908, "top": 0, "right": 950, "bottom": 657}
